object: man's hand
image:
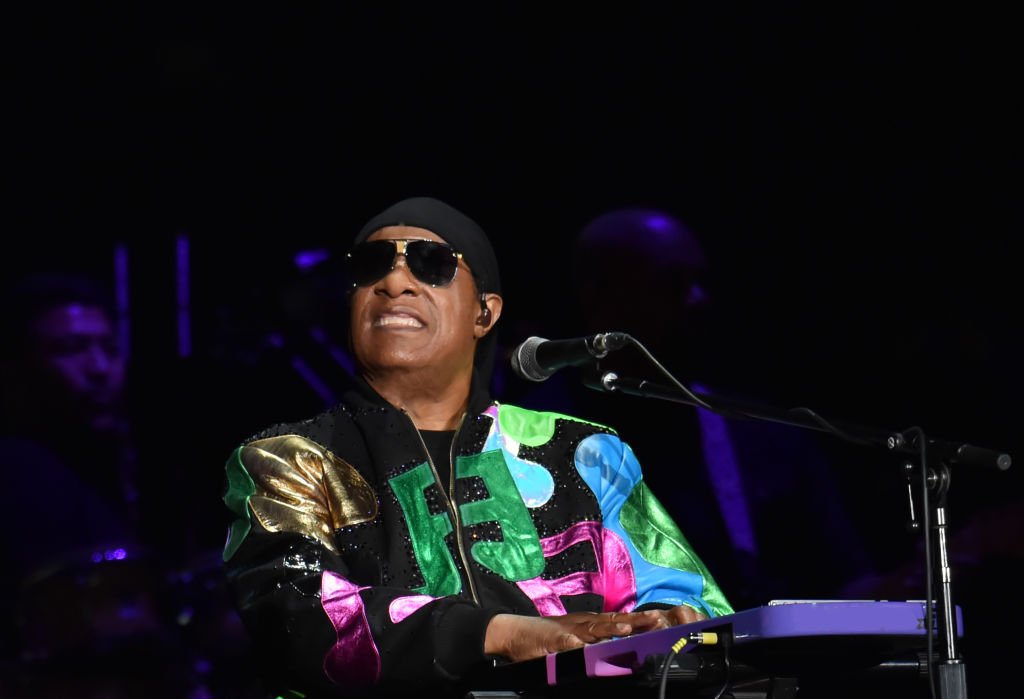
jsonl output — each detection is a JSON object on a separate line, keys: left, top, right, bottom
{"left": 647, "top": 604, "right": 707, "bottom": 628}
{"left": 484, "top": 606, "right": 707, "bottom": 663}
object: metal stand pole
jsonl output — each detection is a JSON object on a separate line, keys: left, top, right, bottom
{"left": 586, "top": 370, "right": 1015, "bottom": 699}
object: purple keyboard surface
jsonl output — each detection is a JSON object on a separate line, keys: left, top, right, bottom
{"left": 546, "top": 600, "right": 963, "bottom": 684}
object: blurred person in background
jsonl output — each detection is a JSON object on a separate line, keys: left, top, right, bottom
{"left": 504, "top": 207, "right": 875, "bottom": 610}
{"left": 0, "top": 271, "right": 206, "bottom": 698}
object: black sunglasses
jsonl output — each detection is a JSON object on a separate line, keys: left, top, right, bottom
{"left": 345, "top": 238, "right": 464, "bottom": 288}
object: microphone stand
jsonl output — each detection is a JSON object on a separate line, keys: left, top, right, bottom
{"left": 584, "top": 370, "right": 1013, "bottom": 699}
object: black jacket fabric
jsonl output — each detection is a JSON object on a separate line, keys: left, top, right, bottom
{"left": 221, "top": 375, "right": 731, "bottom": 697}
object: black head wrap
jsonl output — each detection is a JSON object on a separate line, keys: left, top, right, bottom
{"left": 350, "top": 196, "right": 503, "bottom": 393}
{"left": 352, "top": 196, "right": 501, "bottom": 295}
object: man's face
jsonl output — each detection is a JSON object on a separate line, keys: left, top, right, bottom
{"left": 349, "top": 226, "right": 483, "bottom": 381}
{"left": 31, "top": 303, "right": 125, "bottom": 431}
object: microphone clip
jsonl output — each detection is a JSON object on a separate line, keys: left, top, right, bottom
{"left": 590, "top": 332, "right": 629, "bottom": 357}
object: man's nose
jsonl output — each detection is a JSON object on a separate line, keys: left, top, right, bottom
{"left": 375, "top": 254, "right": 418, "bottom": 293}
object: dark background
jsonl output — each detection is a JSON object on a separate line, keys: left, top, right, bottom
{"left": 7, "top": 0, "right": 1021, "bottom": 669}
{"left": 11, "top": 5, "right": 1020, "bottom": 457}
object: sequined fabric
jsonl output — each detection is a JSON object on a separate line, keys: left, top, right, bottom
{"left": 222, "top": 393, "right": 733, "bottom": 696}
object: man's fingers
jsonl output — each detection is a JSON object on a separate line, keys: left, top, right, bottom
{"left": 552, "top": 631, "right": 586, "bottom": 653}
{"left": 577, "top": 619, "right": 632, "bottom": 641}
{"left": 630, "top": 610, "right": 670, "bottom": 630}
{"left": 667, "top": 605, "right": 706, "bottom": 626}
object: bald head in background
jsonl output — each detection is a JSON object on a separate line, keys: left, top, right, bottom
{"left": 572, "top": 208, "right": 712, "bottom": 355}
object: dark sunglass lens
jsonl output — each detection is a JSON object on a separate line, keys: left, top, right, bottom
{"left": 347, "top": 240, "right": 397, "bottom": 285}
{"left": 407, "top": 241, "right": 458, "bottom": 286}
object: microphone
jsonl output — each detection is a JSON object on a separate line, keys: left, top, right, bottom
{"left": 510, "top": 333, "right": 630, "bottom": 382}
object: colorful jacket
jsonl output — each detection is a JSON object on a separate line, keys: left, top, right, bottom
{"left": 221, "top": 378, "right": 732, "bottom": 697}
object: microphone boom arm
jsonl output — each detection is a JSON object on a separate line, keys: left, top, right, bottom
{"left": 587, "top": 372, "right": 1012, "bottom": 471}
{"left": 588, "top": 369, "right": 1010, "bottom": 699}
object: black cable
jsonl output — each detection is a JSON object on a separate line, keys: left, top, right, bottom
{"left": 788, "top": 406, "right": 878, "bottom": 447}
{"left": 624, "top": 335, "right": 879, "bottom": 451}
{"left": 656, "top": 633, "right": 730, "bottom": 699}
{"left": 622, "top": 335, "right": 716, "bottom": 411}
{"left": 901, "top": 425, "right": 937, "bottom": 699}
{"left": 657, "top": 636, "right": 688, "bottom": 699}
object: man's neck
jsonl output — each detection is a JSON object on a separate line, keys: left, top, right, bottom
{"left": 365, "top": 370, "right": 473, "bottom": 431}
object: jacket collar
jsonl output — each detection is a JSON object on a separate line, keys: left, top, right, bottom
{"left": 342, "top": 368, "right": 493, "bottom": 418}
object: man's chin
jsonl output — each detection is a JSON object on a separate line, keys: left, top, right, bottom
{"left": 362, "top": 348, "right": 430, "bottom": 370}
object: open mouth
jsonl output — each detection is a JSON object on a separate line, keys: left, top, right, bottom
{"left": 374, "top": 312, "right": 424, "bottom": 329}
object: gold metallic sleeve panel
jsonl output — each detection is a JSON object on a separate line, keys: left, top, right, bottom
{"left": 239, "top": 435, "right": 379, "bottom": 554}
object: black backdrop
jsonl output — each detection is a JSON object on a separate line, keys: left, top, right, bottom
{"left": 8, "top": 2, "right": 1021, "bottom": 573}
{"left": 6, "top": 5, "right": 1023, "bottom": 695}
{"left": 11, "top": 4, "right": 1020, "bottom": 443}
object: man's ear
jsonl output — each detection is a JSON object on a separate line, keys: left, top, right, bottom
{"left": 474, "top": 293, "right": 503, "bottom": 337}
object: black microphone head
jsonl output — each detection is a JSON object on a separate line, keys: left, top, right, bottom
{"left": 510, "top": 336, "right": 553, "bottom": 382}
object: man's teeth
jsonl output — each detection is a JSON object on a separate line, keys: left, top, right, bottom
{"left": 376, "top": 315, "right": 423, "bottom": 328}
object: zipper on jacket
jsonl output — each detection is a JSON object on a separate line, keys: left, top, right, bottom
{"left": 407, "top": 410, "right": 480, "bottom": 605}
